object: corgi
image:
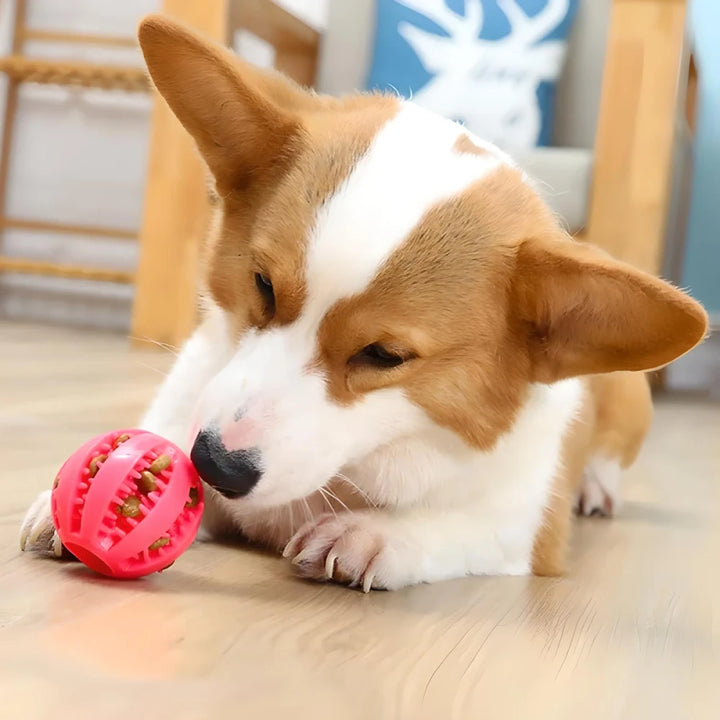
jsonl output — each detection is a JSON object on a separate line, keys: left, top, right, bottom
{"left": 20, "top": 16, "right": 707, "bottom": 591}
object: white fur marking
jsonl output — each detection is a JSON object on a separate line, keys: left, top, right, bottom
{"left": 303, "top": 102, "right": 502, "bottom": 325}
{"left": 578, "top": 456, "right": 622, "bottom": 516}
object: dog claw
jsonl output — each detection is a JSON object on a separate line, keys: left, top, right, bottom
{"left": 20, "top": 490, "right": 68, "bottom": 558}
{"left": 291, "top": 548, "right": 312, "bottom": 566}
{"left": 27, "top": 521, "right": 46, "bottom": 547}
{"left": 325, "top": 550, "right": 337, "bottom": 579}
{"left": 362, "top": 572, "right": 375, "bottom": 593}
{"left": 52, "top": 532, "right": 63, "bottom": 557}
{"left": 283, "top": 531, "right": 308, "bottom": 559}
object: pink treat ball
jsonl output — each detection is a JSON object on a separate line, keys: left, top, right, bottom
{"left": 51, "top": 429, "right": 204, "bottom": 579}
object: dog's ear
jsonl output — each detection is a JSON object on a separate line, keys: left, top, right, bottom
{"left": 138, "top": 15, "right": 312, "bottom": 191}
{"left": 512, "top": 237, "right": 708, "bottom": 383}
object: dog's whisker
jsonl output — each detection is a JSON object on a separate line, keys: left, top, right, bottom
{"left": 322, "top": 487, "right": 352, "bottom": 515}
{"left": 287, "top": 501, "right": 295, "bottom": 536}
{"left": 319, "top": 488, "right": 338, "bottom": 519}
{"left": 133, "top": 361, "right": 171, "bottom": 378}
{"left": 129, "top": 336, "right": 181, "bottom": 356}
{"left": 301, "top": 497, "right": 313, "bottom": 524}
{"left": 334, "top": 473, "right": 377, "bottom": 508}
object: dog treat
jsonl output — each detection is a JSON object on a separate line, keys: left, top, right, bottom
{"left": 113, "top": 433, "right": 131, "bottom": 448}
{"left": 88, "top": 454, "right": 107, "bottom": 478}
{"left": 149, "top": 537, "right": 170, "bottom": 551}
{"left": 149, "top": 454, "right": 171, "bottom": 474}
{"left": 186, "top": 486, "right": 199, "bottom": 508}
{"left": 118, "top": 495, "right": 141, "bottom": 517}
{"left": 137, "top": 471, "right": 158, "bottom": 494}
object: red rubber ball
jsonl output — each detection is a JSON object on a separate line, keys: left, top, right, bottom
{"left": 51, "top": 429, "right": 204, "bottom": 579}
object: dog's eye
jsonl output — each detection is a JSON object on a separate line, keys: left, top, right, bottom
{"left": 349, "top": 343, "right": 406, "bottom": 369}
{"left": 255, "top": 273, "right": 275, "bottom": 310}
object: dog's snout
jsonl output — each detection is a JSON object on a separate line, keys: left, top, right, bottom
{"left": 190, "top": 430, "right": 261, "bottom": 498}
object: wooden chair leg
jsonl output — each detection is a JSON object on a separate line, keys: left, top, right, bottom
{"left": 586, "top": 0, "right": 688, "bottom": 276}
{"left": 131, "top": 0, "right": 228, "bottom": 348}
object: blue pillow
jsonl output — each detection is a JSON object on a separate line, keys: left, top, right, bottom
{"left": 365, "top": 0, "right": 579, "bottom": 149}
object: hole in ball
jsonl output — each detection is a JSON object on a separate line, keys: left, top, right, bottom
{"left": 64, "top": 542, "right": 115, "bottom": 577}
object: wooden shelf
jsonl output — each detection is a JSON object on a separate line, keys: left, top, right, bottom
{"left": 1, "top": 217, "right": 137, "bottom": 240}
{"left": 0, "top": 1, "right": 142, "bottom": 296}
{"left": 0, "top": 257, "right": 135, "bottom": 284}
{"left": 20, "top": 29, "right": 138, "bottom": 48}
{"left": 0, "top": 55, "right": 148, "bottom": 92}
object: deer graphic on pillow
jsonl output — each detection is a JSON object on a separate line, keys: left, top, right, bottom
{"left": 396, "top": 0, "right": 571, "bottom": 150}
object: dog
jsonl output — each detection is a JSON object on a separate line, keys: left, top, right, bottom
{"left": 20, "top": 16, "right": 708, "bottom": 591}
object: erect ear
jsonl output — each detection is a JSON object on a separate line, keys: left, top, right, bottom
{"left": 138, "top": 15, "right": 311, "bottom": 191}
{"left": 512, "top": 237, "right": 708, "bottom": 383}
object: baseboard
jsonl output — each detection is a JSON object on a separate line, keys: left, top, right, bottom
{"left": 665, "top": 314, "right": 720, "bottom": 396}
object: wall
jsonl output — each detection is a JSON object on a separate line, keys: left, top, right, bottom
{"left": 0, "top": 0, "right": 327, "bottom": 331}
{"left": 0, "top": 0, "right": 158, "bottom": 330}
{"left": 683, "top": 0, "right": 720, "bottom": 315}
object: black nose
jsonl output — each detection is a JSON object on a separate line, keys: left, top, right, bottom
{"left": 190, "top": 430, "right": 261, "bottom": 498}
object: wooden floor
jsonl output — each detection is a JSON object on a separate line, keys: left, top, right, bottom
{"left": 1, "top": 321, "right": 719, "bottom": 720}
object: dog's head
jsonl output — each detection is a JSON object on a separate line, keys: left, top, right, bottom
{"left": 139, "top": 17, "right": 707, "bottom": 508}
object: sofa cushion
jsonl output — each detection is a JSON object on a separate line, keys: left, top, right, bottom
{"left": 512, "top": 146, "right": 592, "bottom": 231}
{"left": 363, "top": 0, "right": 579, "bottom": 151}
{"left": 317, "top": 0, "right": 609, "bottom": 151}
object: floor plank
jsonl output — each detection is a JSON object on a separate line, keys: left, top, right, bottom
{"left": 1, "top": 321, "right": 718, "bottom": 719}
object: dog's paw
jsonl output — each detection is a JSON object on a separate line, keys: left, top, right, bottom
{"left": 19, "top": 490, "right": 64, "bottom": 557}
{"left": 283, "top": 512, "right": 408, "bottom": 592}
{"left": 576, "top": 457, "right": 622, "bottom": 517}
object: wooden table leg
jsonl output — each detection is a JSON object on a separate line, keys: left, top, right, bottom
{"left": 131, "top": 0, "right": 227, "bottom": 348}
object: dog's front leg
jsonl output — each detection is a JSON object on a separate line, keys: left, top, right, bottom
{"left": 21, "top": 309, "right": 234, "bottom": 556}
{"left": 139, "top": 309, "right": 241, "bottom": 541}
{"left": 283, "top": 505, "right": 531, "bottom": 591}
{"left": 140, "top": 308, "right": 233, "bottom": 450}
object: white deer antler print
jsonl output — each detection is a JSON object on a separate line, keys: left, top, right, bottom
{"left": 397, "top": 0, "right": 484, "bottom": 41}
{"left": 497, "top": 0, "right": 569, "bottom": 45}
{"left": 396, "top": 0, "right": 570, "bottom": 149}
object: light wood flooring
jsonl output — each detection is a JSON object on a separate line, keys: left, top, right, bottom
{"left": 1, "top": 321, "right": 719, "bottom": 719}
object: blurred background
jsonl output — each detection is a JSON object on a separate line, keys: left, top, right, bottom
{"left": 0, "top": 0, "right": 716, "bottom": 393}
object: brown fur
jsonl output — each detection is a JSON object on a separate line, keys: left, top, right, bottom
{"left": 531, "top": 371, "right": 653, "bottom": 575}
{"left": 453, "top": 134, "right": 490, "bottom": 156}
{"left": 139, "top": 15, "right": 708, "bottom": 578}
{"left": 586, "top": 372, "right": 653, "bottom": 467}
{"left": 532, "top": 382, "right": 595, "bottom": 576}
{"left": 139, "top": 15, "right": 398, "bottom": 336}
{"left": 208, "top": 97, "right": 398, "bottom": 334}
{"left": 318, "top": 166, "right": 554, "bottom": 449}
{"left": 318, "top": 167, "right": 706, "bottom": 453}
{"left": 511, "top": 239, "right": 708, "bottom": 381}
